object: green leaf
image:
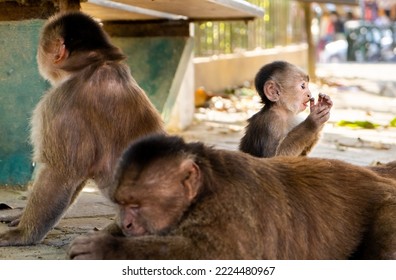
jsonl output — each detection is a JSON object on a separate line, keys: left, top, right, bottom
{"left": 390, "top": 117, "right": 396, "bottom": 127}
{"left": 336, "top": 120, "right": 379, "bottom": 129}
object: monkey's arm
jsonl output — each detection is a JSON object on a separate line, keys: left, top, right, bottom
{"left": 0, "top": 164, "right": 83, "bottom": 247}
{"left": 67, "top": 232, "right": 196, "bottom": 260}
{"left": 0, "top": 165, "right": 85, "bottom": 246}
{"left": 276, "top": 104, "right": 330, "bottom": 157}
{"left": 275, "top": 121, "right": 323, "bottom": 157}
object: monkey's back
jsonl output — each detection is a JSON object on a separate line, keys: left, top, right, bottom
{"left": 188, "top": 149, "right": 396, "bottom": 259}
{"left": 31, "top": 61, "right": 164, "bottom": 178}
{"left": 239, "top": 107, "right": 289, "bottom": 158}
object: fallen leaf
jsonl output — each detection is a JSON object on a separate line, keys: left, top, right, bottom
{"left": 336, "top": 120, "right": 380, "bottom": 129}
{"left": 390, "top": 117, "right": 396, "bottom": 127}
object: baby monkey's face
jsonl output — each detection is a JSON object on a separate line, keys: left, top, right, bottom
{"left": 281, "top": 76, "right": 312, "bottom": 114}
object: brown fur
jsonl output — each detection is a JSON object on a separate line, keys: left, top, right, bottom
{"left": 68, "top": 135, "right": 396, "bottom": 260}
{"left": 369, "top": 161, "right": 396, "bottom": 180}
{"left": 0, "top": 12, "right": 165, "bottom": 246}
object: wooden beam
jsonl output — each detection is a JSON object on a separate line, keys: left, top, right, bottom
{"left": 87, "top": 0, "right": 187, "bottom": 20}
{"left": 59, "top": 0, "right": 81, "bottom": 12}
{"left": 303, "top": 2, "right": 316, "bottom": 82}
{"left": 103, "top": 20, "right": 190, "bottom": 37}
{"left": 297, "top": 0, "right": 358, "bottom": 4}
{"left": 209, "top": 0, "right": 264, "bottom": 18}
{"left": 0, "top": 1, "right": 57, "bottom": 20}
{"left": 82, "top": 0, "right": 264, "bottom": 22}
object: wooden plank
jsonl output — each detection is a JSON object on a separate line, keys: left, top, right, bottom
{"left": 0, "top": 2, "right": 56, "bottom": 20}
{"left": 81, "top": 2, "right": 160, "bottom": 21}
{"left": 303, "top": 2, "right": 316, "bottom": 82}
{"left": 103, "top": 20, "right": 190, "bottom": 37}
{"left": 59, "top": 0, "right": 81, "bottom": 11}
{"left": 83, "top": 0, "right": 188, "bottom": 21}
{"left": 81, "top": 0, "right": 264, "bottom": 22}
{"left": 297, "top": 0, "right": 358, "bottom": 4}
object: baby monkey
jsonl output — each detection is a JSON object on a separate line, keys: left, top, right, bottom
{"left": 239, "top": 60, "right": 333, "bottom": 158}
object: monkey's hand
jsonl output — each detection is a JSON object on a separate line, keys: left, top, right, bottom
{"left": 68, "top": 231, "right": 117, "bottom": 260}
{"left": 317, "top": 93, "right": 333, "bottom": 109}
{"left": 0, "top": 228, "right": 32, "bottom": 246}
{"left": 102, "top": 221, "right": 125, "bottom": 237}
{"left": 306, "top": 102, "right": 331, "bottom": 129}
{"left": 0, "top": 211, "right": 22, "bottom": 227}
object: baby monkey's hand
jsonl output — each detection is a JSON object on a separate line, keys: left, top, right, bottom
{"left": 317, "top": 93, "right": 333, "bottom": 109}
{"left": 307, "top": 93, "right": 332, "bottom": 129}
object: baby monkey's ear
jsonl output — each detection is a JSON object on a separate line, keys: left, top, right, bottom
{"left": 263, "top": 80, "right": 280, "bottom": 102}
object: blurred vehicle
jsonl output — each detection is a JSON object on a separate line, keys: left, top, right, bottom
{"left": 319, "top": 21, "right": 396, "bottom": 63}
{"left": 345, "top": 20, "right": 396, "bottom": 62}
{"left": 320, "top": 39, "right": 348, "bottom": 62}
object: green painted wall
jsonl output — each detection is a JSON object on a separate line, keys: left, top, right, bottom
{"left": 112, "top": 37, "right": 188, "bottom": 113}
{"left": 0, "top": 20, "right": 190, "bottom": 186}
{"left": 0, "top": 20, "right": 48, "bottom": 186}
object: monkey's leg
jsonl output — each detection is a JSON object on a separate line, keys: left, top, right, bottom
{"left": 0, "top": 165, "right": 84, "bottom": 246}
{"left": 93, "top": 177, "right": 124, "bottom": 237}
{"left": 0, "top": 177, "right": 86, "bottom": 228}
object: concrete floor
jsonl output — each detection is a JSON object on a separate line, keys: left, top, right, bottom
{"left": 1, "top": 63, "right": 396, "bottom": 259}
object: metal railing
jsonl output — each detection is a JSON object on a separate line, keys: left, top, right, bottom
{"left": 193, "top": 0, "right": 307, "bottom": 57}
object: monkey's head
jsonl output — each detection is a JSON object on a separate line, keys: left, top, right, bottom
{"left": 37, "top": 11, "right": 123, "bottom": 85}
{"left": 111, "top": 134, "right": 202, "bottom": 237}
{"left": 255, "top": 60, "right": 311, "bottom": 113}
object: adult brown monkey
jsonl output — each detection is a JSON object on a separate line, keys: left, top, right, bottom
{"left": 0, "top": 12, "right": 165, "bottom": 246}
{"left": 68, "top": 134, "right": 396, "bottom": 260}
{"left": 239, "top": 61, "right": 333, "bottom": 158}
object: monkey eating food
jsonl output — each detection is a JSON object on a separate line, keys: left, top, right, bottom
{"left": 68, "top": 134, "right": 396, "bottom": 260}
{"left": 239, "top": 60, "right": 333, "bottom": 158}
{"left": 0, "top": 11, "right": 165, "bottom": 246}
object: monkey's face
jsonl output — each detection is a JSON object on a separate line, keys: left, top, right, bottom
{"left": 281, "top": 76, "right": 311, "bottom": 114}
{"left": 113, "top": 158, "right": 198, "bottom": 237}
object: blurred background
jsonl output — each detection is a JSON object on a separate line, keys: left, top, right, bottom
{"left": 194, "top": 0, "right": 396, "bottom": 63}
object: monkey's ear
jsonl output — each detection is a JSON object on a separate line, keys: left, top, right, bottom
{"left": 54, "top": 39, "right": 68, "bottom": 64}
{"left": 264, "top": 80, "right": 280, "bottom": 102}
{"left": 180, "top": 159, "right": 201, "bottom": 202}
